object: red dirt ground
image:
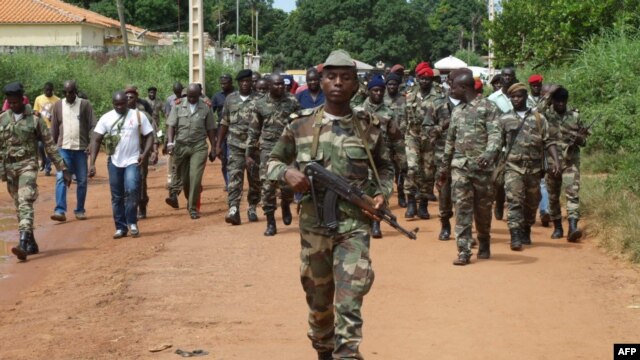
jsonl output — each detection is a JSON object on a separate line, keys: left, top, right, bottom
{"left": 0, "top": 155, "right": 638, "bottom": 359}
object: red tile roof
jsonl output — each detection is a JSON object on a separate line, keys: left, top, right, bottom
{"left": 0, "top": 0, "right": 161, "bottom": 40}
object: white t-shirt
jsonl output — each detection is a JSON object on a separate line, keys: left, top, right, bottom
{"left": 94, "top": 109, "right": 154, "bottom": 168}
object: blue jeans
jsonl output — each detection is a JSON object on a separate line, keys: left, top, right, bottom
{"left": 38, "top": 141, "right": 51, "bottom": 173}
{"left": 107, "top": 158, "right": 140, "bottom": 231}
{"left": 55, "top": 149, "right": 88, "bottom": 215}
{"left": 539, "top": 178, "right": 549, "bottom": 215}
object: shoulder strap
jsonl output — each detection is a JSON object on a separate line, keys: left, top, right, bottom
{"left": 136, "top": 109, "right": 142, "bottom": 137}
{"left": 503, "top": 113, "right": 528, "bottom": 160}
{"left": 534, "top": 111, "right": 542, "bottom": 134}
{"left": 310, "top": 109, "right": 324, "bottom": 160}
{"left": 352, "top": 111, "right": 384, "bottom": 195}
{"left": 110, "top": 111, "right": 127, "bottom": 133}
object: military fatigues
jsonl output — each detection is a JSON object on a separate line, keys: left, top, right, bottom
{"left": 357, "top": 98, "right": 406, "bottom": 165}
{"left": 498, "top": 110, "right": 554, "bottom": 231}
{"left": 544, "top": 108, "right": 584, "bottom": 221}
{"left": 426, "top": 96, "right": 453, "bottom": 219}
{"left": 384, "top": 93, "right": 408, "bottom": 199}
{"left": 0, "top": 105, "right": 66, "bottom": 232}
{"left": 405, "top": 87, "right": 447, "bottom": 201}
{"left": 267, "top": 106, "right": 394, "bottom": 359}
{"left": 167, "top": 100, "right": 216, "bottom": 214}
{"left": 246, "top": 94, "right": 300, "bottom": 215}
{"left": 221, "top": 92, "right": 261, "bottom": 211}
{"left": 132, "top": 103, "right": 157, "bottom": 215}
{"left": 442, "top": 98, "right": 501, "bottom": 257}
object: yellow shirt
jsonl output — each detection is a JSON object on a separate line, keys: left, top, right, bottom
{"left": 33, "top": 94, "right": 60, "bottom": 128}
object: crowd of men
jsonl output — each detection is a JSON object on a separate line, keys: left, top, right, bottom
{"left": 0, "top": 48, "right": 589, "bottom": 360}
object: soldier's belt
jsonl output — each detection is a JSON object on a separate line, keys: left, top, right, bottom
{"left": 507, "top": 159, "right": 542, "bottom": 166}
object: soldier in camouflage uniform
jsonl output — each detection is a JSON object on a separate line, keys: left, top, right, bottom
{"left": 267, "top": 49, "right": 394, "bottom": 360}
{"left": 435, "top": 68, "right": 469, "bottom": 241}
{"left": 216, "top": 70, "right": 261, "bottom": 225}
{"left": 125, "top": 86, "right": 159, "bottom": 219}
{"left": 246, "top": 73, "right": 300, "bottom": 236}
{"left": 404, "top": 62, "right": 448, "bottom": 220}
{"left": 497, "top": 83, "right": 559, "bottom": 251}
{"left": 1, "top": 82, "right": 71, "bottom": 261}
{"left": 384, "top": 72, "right": 408, "bottom": 208}
{"left": 145, "top": 86, "right": 165, "bottom": 128}
{"left": 355, "top": 74, "right": 405, "bottom": 238}
{"left": 438, "top": 73, "right": 501, "bottom": 265}
{"left": 542, "top": 87, "right": 587, "bottom": 241}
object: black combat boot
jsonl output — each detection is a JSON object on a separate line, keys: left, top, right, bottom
{"left": 567, "top": 218, "right": 583, "bottom": 242}
{"left": 453, "top": 250, "right": 471, "bottom": 266}
{"left": 418, "top": 199, "right": 430, "bottom": 219}
{"left": 11, "top": 231, "right": 29, "bottom": 261}
{"left": 510, "top": 228, "right": 523, "bottom": 251}
{"left": 281, "top": 201, "right": 292, "bottom": 226}
{"left": 371, "top": 221, "right": 382, "bottom": 238}
{"left": 551, "top": 219, "right": 564, "bottom": 239}
{"left": 426, "top": 193, "right": 437, "bottom": 202}
{"left": 397, "top": 188, "right": 407, "bottom": 208}
{"left": 264, "top": 213, "right": 277, "bottom": 236}
{"left": 438, "top": 217, "right": 451, "bottom": 240}
{"left": 137, "top": 203, "right": 147, "bottom": 219}
{"left": 477, "top": 236, "right": 491, "bottom": 259}
{"left": 26, "top": 232, "right": 39, "bottom": 255}
{"left": 405, "top": 195, "right": 417, "bottom": 218}
{"left": 522, "top": 226, "right": 532, "bottom": 245}
{"left": 494, "top": 202, "right": 504, "bottom": 220}
{"left": 225, "top": 206, "right": 241, "bottom": 225}
{"left": 165, "top": 193, "right": 179, "bottom": 209}
{"left": 317, "top": 350, "right": 333, "bottom": 360}
{"left": 540, "top": 212, "right": 551, "bottom": 227}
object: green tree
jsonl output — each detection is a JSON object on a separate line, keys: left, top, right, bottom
{"left": 485, "top": 0, "right": 640, "bottom": 67}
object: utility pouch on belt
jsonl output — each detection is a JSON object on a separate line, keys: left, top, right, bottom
{"left": 102, "top": 113, "right": 126, "bottom": 155}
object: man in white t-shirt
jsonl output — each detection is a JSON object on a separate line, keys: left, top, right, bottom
{"left": 89, "top": 91, "right": 154, "bottom": 239}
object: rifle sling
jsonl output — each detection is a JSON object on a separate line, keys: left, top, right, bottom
{"left": 352, "top": 112, "right": 384, "bottom": 197}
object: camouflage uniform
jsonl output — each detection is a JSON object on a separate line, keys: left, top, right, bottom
{"left": 221, "top": 92, "right": 261, "bottom": 211}
{"left": 441, "top": 98, "right": 501, "bottom": 258}
{"left": 384, "top": 92, "right": 408, "bottom": 200}
{"left": 0, "top": 105, "right": 66, "bottom": 232}
{"left": 246, "top": 94, "right": 300, "bottom": 215}
{"left": 427, "top": 96, "right": 453, "bottom": 218}
{"left": 267, "top": 105, "right": 394, "bottom": 359}
{"left": 131, "top": 103, "right": 157, "bottom": 215}
{"left": 405, "top": 86, "right": 447, "bottom": 202}
{"left": 543, "top": 107, "right": 584, "bottom": 221}
{"left": 350, "top": 80, "right": 368, "bottom": 107}
{"left": 356, "top": 97, "right": 406, "bottom": 166}
{"left": 498, "top": 110, "right": 554, "bottom": 231}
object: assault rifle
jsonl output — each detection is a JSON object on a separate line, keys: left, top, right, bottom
{"left": 304, "top": 162, "right": 418, "bottom": 240}
{"left": 563, "top": 117, "right": 597, "bottom": 159}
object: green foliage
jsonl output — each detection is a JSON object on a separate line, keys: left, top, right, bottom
{"left": 267, "top": 0, "right": 487, "bottom": 68}
{"left": 581, "top": 174, "right": 640, "bottom": 263}
{"left": 486, "top": 0, "right": 640, "bottom": 67}
{"left": 0, "top": 49, "right": 234, "bottom": 117}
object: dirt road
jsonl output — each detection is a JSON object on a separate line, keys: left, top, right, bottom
{"left": 0, "top": 155, "right": 638, "bottom": 359}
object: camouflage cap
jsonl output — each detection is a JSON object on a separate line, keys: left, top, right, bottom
{"left": 324, "top": 49, "right": 355, "bottom": 68}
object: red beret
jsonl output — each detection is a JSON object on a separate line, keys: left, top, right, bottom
{"left": 528, "top": 74, "right": 543, "bottom": 84}
{"left": 474, "top": 79, "right": 483, "bottom": 91}
{"left": 415, "top": 62, "right": 434, "bottom": 77}
{"left": 390, "top": 64, "right": 405, "bottom": 74}
{"left": 317, "top": 63, "right": 324, "bottom": 73}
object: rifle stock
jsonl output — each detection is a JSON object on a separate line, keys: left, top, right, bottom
{"left": 304, "top": 162, "right": 418, "bottom": 240}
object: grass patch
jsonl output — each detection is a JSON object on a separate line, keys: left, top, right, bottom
{"left": 582, "top": 169, "right": 640, "bottom": 264}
